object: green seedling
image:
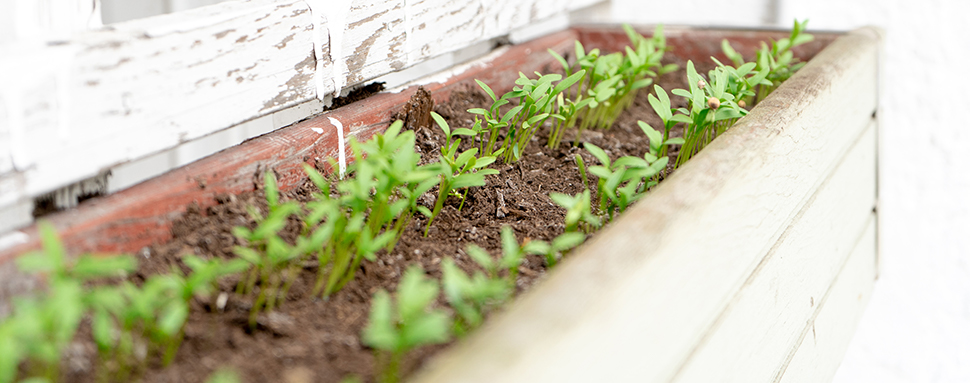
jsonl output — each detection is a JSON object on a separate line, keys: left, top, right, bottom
{"left": 722, "top": 19, "right": 813, "bottom": 103}
{"left": 5, "top": 222, "right": 136, "bottom": 382}
{"left": 521, "top": 232, "right": 587, "bottom": 268}
{"left": 232, "top": 171, "right": 305, "bottom": 327}
{"left": 549, "top": 189, "right": 602, "bottom": 234}
{"left": 644, "top": 85, "right": 687, "bottom": 157}
{"left": 424, "top": 112, "right": 499, "bottom": 235}
{"left": 671, "top": 61, "right": 746, "bottom": 167}
{"left": 362, "top": 266, "right": 451, "bottom": 383}
{"left": 585, "top": 142, "right": 668, "bottom": 222}
{"left": 440, "top": 258, "right": 510, "bottom": 336}
{"left": 571, "top": 25, "right": 677, "bottom": 138}
{"left": 462, "top": 226, "right": 525, "bottom": 290}
{"left": 468, "top": 71, "right": 586, "bottom": 162}
{"left": 301, "top": 121, "right": 439, "bottom": 299}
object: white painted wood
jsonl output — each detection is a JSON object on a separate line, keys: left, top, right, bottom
{"left": 670, "top": 121, "right": 877, "bottom": 383}
{"left": 410, "top": 28, "right": 880, "bottom": 383}
{"left": 0, "top": 0, "right": 606, "bottom": 232}
{"left": 1, "top": 0, "right": 321, "bottom": 197}
{"left": 405, "top": 0, "right": 485, "bottom": 66}
{"left": 777, "top": 216, "right": 877, "bottom": 383}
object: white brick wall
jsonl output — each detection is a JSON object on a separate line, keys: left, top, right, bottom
{"left": 614, "top": 0, "right": 970, "bottom": 381}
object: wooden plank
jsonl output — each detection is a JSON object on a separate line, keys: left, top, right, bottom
{"left": 335, "top": 0, "right": 406, "bottom": 88}
{"left": 777, "top": 216, "right": 878, "bottom": 383}
{"left": 670, "top": 120, "right": 877, "bottom": 382}
{"left": 405, "top": 0, "right": 485, "bottom": 66}
{"left": 409, "top": 27, "right": 880, "bottom": 383}
{"left": 0, "top": 0, "right": 321, "bottom": 201}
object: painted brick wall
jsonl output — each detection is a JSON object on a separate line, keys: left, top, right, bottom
{"left": 613, "top": 0, "right": 970, "bottom": 381}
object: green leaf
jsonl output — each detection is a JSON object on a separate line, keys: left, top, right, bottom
{"left": 522, "top": 240, "right": 551, "bottom": 255}
{"left": 158, "top": 302, "right": 188, "bottom": 336}
{"left": 465, "top": 244, "right": 494, "bottom": 272}
{"left": 583, "top": 143, "right": 610, "bottom": 166}
{"left": 233, "top": 246, "right": 263, "bottom": 265}
{"left": 431, "top": 111, "right": 450, "bottom": 137}
{"left": 73, "top": 254, "right": 136, "bottom": 279}
{"left": 452, "top": 128, "right": 477, "bottom": 137}
{"left": 552, "top": 70, "right": 586, "bottom": 96}
{"left": 552, "top": 232, "right": 586, "bottom": 251}
{"left": 397, "top": 266, "right": 439, "bottom": 323}
{"left": 361, "top": 290, "right": 399, "bottom": 351}
{"left": 475, "top": 79, "right": 497, "bottom": 102}
{"left": 500, "top": 226, "right": 521, "bottom": 269}
{"left": 450, "top": 173, "right": 486, "bottom": 190}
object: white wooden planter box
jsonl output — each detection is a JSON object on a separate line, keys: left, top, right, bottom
{"left": 410, "top": 27, "right": 881, "bottom": 383}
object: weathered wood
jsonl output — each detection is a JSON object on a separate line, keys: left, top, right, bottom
{"left": 409, "top": 27, "right": 880, "bottom": 383}
{"left": 670, "top": 120, "right": 877, "bottom": 382}
{"left": 0, "top": 0, "right": 321, "bottom": 200}
{"left": 777, "top": 216, "right": 877, "bottom": 383}
{"left": 0, "top": 0, "right": 609, "bottom": 231}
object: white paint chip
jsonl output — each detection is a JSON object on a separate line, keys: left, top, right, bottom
{"left": 328, "top": 116, "right": 346, "bottom": 178}
{"left": 311, "top": 127, "right": 324, "bottom": 134}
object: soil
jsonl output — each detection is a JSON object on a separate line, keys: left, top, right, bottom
{"left": 61, "top": 59, "right": 700, "bottom": 383}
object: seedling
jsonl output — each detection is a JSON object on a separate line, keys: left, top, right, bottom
{"left": 300, "top": 121, "right": 439, "bottom": 299}
{"left": 440, "top": 258, "right": 510, "bottom": 336}
{"left": 570, "top": 25, "right": 677, "bottom": 138}
{"left": 468, "top": 71, "right": 586, "bottom": 162}
{"left": 644, "top": 85, "right": 687, "bottom": 157}
{"left": 670, "top": 61, "right": 746, "bottom": 167}
{"left": 362, "top": 266, "right": 451, "bottom": 383}
{"left": 549, "top": 189, "right": 601, "bottom": 234}
{"left": 232, "top": 171, "right": 305, "bottom": 326}
{"left": 722, "top": 19, "right": 813, "bottom": 103}
{"left": 424, "top": 112, "right": 499, "bottom": 235}
{"left": 6, "top": 222, "right": 136, "bottom": 382}
{"left": 585, "top": 142, "right": 668, "bottom": 221}
{"left": 522, "top": 232, "right": 587, "bottom": 268}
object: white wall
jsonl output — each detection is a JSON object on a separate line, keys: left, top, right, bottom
{"left": 612, "top": 0, "right": 970, "bottom": 381}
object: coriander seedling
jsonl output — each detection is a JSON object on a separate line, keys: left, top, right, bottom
{"left": 362, "top": 266, "right": 451, "bottom": 383}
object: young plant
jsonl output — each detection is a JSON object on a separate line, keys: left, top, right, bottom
{"left": 549, "top": 189, "right": 602, "bottom": 234}
{"left": 299, "top": 119, "right": 449, "bottom": 300}
{"left": 232, "top": 171, "right": 305, "bottom": 326}
{"left": 362, "top": 266, "right": 451, "bottom": 383}
{"left": 644, "top": 85, "right": 688, "bottom": 157}
{"left": 521, "top": 232, "right": 587, "bottom": 268}
{"left": 301, "top": 120, "right": 438, "bottom": 299}
{"left": 722, "top": 19, "right": 814, "bottom": 103}
{"left": 571, "top": 25, "right": 677, "bottom": 137}
{"left": 424, "top": 112, "right": 499, "bottom": 235}
{"left": 8, "top": 222, "right": 136, "bottom": 382}
{"left": 440, "top": 258, "right": 510, "bottom": 336}
{"left": 461, "top": 226, "right": 526, "bottom": 290}
{"left": 671, "top": 61, "right": 747, "bottom": 167}
{"left": 584, "top": 142, "right": 668, "bottom": 222}
{"left": 468, "top": 71, "right": 586, "bottom": 162}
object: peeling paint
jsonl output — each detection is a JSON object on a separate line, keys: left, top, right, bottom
{"left": 275, "top": 34, "right": 296, "bottom": 49}
{"left": 214, "top": 29, "right": 235, "bottom": 39}
{"left": 235, "top": 35, "right": 249, "bottom": 43}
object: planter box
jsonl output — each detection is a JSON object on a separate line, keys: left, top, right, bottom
{"left": 0, "top": 25, "right": 880, "bottom": 382}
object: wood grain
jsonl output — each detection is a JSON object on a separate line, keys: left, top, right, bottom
{"left": 0, "top": 0, "right": 607, "bottom": 230}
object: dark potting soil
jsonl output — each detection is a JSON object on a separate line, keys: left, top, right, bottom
{"left": 62, "top": 59, "right": 701, "bottom": 383}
